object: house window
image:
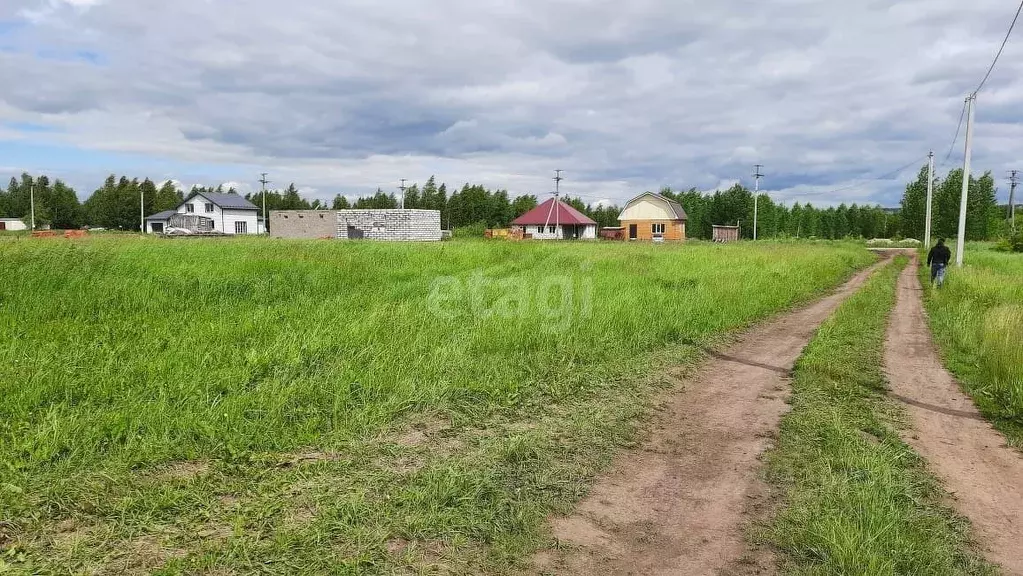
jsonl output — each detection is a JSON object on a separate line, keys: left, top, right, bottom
{"left": 536, "top": 226, "right": 544, "bottom": 234}
{"left": 548, "top": 225, "right": 556, "bottom": 233}
{"left": 652, "top": 223, "right": 665, "bottom": 234}
{"left": 186, "top": 204, "right": 195, "bottom": 213}
{"left": 205, "top": 203, "right": 214, "bottom": 213}
{"left": 235, "top": 221, "right": 248, "bottom": 234}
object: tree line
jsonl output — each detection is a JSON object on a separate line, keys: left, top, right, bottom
{"left": 0, "top": 166, "right": 1007, "bottom": 241}
{"left": 898, "top": 167, "right": 1001, "bottom": 241}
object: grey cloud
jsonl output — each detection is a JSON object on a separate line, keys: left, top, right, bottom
{"left": 2, "top": 0, "right": 1022, "bottom": 207}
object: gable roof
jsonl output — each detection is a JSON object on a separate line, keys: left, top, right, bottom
{"left": 511, "top": 197, "right": 597, "bottom": 226}
{"left": 146, "top": 210, "right": 178, "bottom": 221}
{"left": 183, "top": 191, "right": 258, "bottom": 211}
{"left": 621, "top": 192, "right": 688, "bottom": 220}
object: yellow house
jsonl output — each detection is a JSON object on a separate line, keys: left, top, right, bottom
{"left": 618, "top": 192, "right": 688, "bottom": 241}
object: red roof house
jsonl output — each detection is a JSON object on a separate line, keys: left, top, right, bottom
{"left": 511, "top": 198, "right": 597, "bottom": 240}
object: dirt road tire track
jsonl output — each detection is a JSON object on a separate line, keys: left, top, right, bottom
{"left": 885, "top": 259, "right": 1023, "bottom": 575}
{"left": 533, "top": 258, "right": 890, "bottom": 576}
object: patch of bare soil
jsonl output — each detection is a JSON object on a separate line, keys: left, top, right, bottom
{"left": 49, "top": 519, "right": 97, "bottom": 551}
{"left": 534, "top": 261, "right": 886, "bottom": 575}
{"left": 153, "top": 460, "right": 210, "bottom": 482}
{"left": 376, "top": 454, "right": 425, "bottom": 475}
{"left": 395, "top": 416, "right": 452, "bottom": 448}
{"left": 99, "top": 531, "right": 187, "bottom": 575}
{"left": 884, "top": 260, "right": 1023, "bottom": 574}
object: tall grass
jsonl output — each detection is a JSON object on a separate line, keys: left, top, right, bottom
{"left": 922, "top": 246, "right": 1023, "bottom": 447}
{"left": 765, "top": 258, "right": 993, "bottom": 575}
{"left": 0, "top": 237, "right": 872, "bottom": 572}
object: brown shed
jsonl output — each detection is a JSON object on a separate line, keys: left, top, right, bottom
{"left": 712, "top": 225, "right": 741, "bottom": 243}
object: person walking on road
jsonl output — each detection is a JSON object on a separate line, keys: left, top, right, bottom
{"left": 927, "top": 238, "right": 952, "bottom": 287}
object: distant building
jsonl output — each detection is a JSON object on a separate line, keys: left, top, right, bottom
{"left": 146, "top": 192, "right": 264, "bottom": 234}
{"left": 618, "top": 192, "right": 688, "bottom": 241}
{"left": 270, "top": 209, "right": 442, "bottom": 241}
{"left": 0, "top": 218, "right": 28, "bottom": 232}
{"left": 510, "top": 198, "right": 597, "bottom": 239}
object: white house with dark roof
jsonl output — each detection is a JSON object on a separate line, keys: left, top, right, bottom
{"left": 146, "top": 191, "right": 264, "bottom": 235}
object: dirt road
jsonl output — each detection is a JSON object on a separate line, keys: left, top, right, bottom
{"left": 533, "top": 261, "right": 886, "bottom": 575}
{"left": 885, "top": 260, "right": 1023, "bottom": 575}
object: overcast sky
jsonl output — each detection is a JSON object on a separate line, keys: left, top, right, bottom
{"left": 1, "top": 0, "right": 1021, "bottom": 207}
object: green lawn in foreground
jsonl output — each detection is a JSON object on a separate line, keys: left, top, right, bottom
{"left": 0, "top": 237, "right": 872, "bottom": 574}
{"left": 922, "top": 244, "right": 1023, "bottom": 449}
{"left": 764, "top": 257, "right": 993, "bottom": 575}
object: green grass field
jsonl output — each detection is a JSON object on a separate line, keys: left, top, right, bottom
{"left": 923, "top": 245, "right": 1023, "bottom": 448}
{"left": 763, "top": 257, "right": 993, "bottom": 575}
{"left": 0, "top": 237, "right": 873, "bottom": 574}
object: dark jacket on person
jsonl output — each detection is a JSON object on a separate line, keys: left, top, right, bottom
{"left": 927, "top": 244, "right": 951, "bottom": 267}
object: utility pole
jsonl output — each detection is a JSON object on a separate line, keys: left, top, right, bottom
{"left": 752, "top": 164, "right": 764, "bottom": 240}
{"left": 399, "top": 179, "right": 407, "bottom": 210}
{"left": 140, "top": 181, "right": 145, "bottom": 233}
{"left": 259, "top": 173, "right": 271, "bottom": 235}
{"left": 956, "top": 94, "right": 976, "bottom": 267}
{"left": 30, "top": 179, "right": 36, "bottom": 231}
{"left": 1009, "top": 170, "right": 1019, "bottom": 229}
{"left": 925, "top": 151, "right": 934, "bottom": 249}
{"left": 554, "top": 170, "right": 563, "bottom": 236}
{"left": 542, "top": 170, "right": 565, "bottom": 238}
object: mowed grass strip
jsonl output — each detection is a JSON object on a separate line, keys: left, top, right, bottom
{"left": 0, "top": 237, "right": 873, "bottom": 573}
{"left": 921, "top": 245, "right": 1023, "bottom": 449}
{"left": 763, "top": 257, "right": 994, "bottom": 576}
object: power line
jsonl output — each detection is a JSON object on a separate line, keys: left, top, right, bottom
{"left": 973, "top": 0, "right": 1023, "bottom": 96}
{"left": 785, "top": 154, "right": 930, "bottom": 198}
{"left": 942, "top": 98, "right": 968, "bottom": 165}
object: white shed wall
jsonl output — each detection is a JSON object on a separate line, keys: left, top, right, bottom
{"left": 0, "top": 219, "right": 28, "bottom": 231}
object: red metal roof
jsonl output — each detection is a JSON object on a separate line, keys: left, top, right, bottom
{"left": 511, "top": 197, "right": 597, "bottom": 226}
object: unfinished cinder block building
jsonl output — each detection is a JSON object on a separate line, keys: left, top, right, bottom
{"left": 270, "top": 209, "right": 442, "bottom": 241}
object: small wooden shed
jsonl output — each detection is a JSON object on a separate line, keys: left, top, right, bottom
{"left": 712, "top": 225, "right": 741, "bottom": 243}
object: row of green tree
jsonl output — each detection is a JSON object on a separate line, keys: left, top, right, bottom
{"left": 899, "top": 167, "right": 1001, "bottom": 241}
{"left": 0, "top": 166, "right": 1007, "bottom": 241}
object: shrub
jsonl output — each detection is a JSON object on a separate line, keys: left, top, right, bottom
{"left": 453, "top": 221, "right": 487, "bottom": 239}
{"left": 994, "top": 227, "right": 1023, "bottom": 253}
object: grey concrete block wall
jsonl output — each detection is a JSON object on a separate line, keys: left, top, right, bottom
{"left": 270, "top": 210, "right": 338, "bottom": 239}
{"left": 337, "top": 210, "right": 442, "bottom": 241}
{"left": 270, "top": 209, "right": 442, "bottom": 241}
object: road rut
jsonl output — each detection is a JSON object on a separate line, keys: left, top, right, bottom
{"left": 534, "top": 260, "right": 887, "bottom": 575}
{"left": 884, "top": 259, "right": 1023, "bottom": 575}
